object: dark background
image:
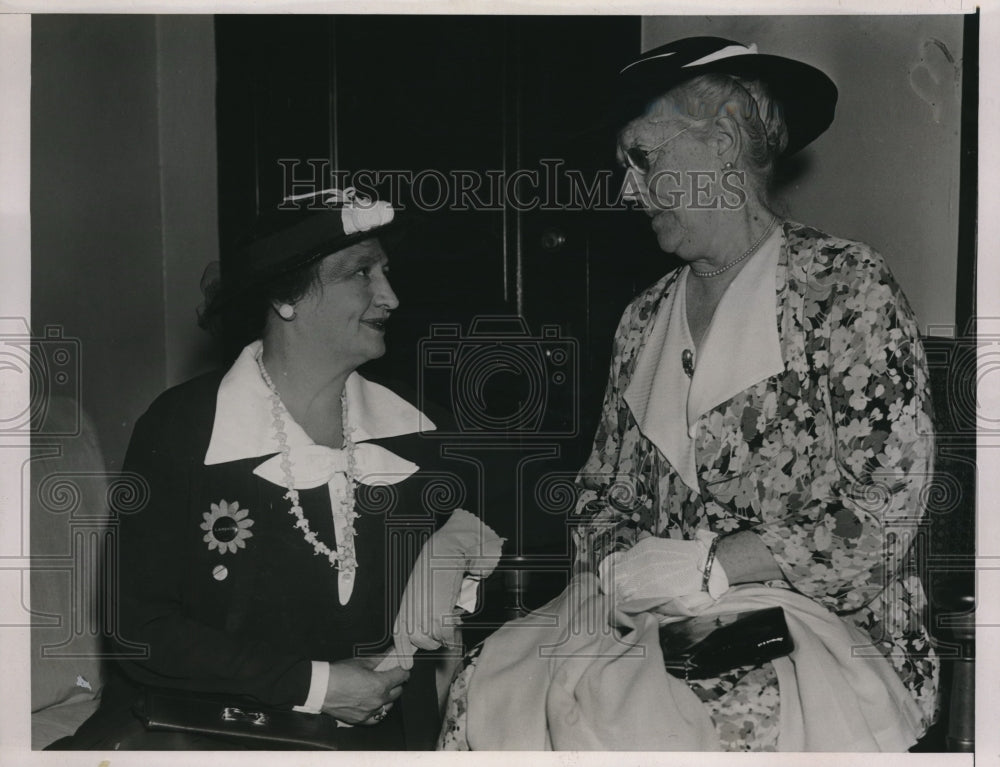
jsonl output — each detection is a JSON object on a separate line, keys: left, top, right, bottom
{"left": 214, "top": 15, "right": 669, "bottom": 553}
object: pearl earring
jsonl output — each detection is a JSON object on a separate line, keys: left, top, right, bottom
{"left": 277, "top": 304, "right": 296, "bottom": 320}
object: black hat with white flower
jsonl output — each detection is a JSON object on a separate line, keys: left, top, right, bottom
{"left": 617, "top": 36, "right": 838, "bottom": 156}
{"left": 201, "top": 188, "right": 398, "bottom": 317}
{"left": 236, "top": 188, "right": 396, "bottom": 282}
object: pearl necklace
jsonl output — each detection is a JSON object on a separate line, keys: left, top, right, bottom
{"left": 690, "top": 216, "right": 778, "bottom": 278}
{"left": 255, "top": 349, "right": 359, "bottom": 574}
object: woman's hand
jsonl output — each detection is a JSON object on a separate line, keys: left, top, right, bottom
{"left": 321, "top": 657, "right": 409, "bottom": 725}
{"left": 598, "top": 534, "right": 730, "bottom": 604}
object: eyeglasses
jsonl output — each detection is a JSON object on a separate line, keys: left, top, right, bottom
{"left": 621, "top": 123, "right": 695, "bottom": 175}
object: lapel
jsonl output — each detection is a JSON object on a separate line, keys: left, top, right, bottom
{"left": 204, "top": 340, "right": 436, "bottom": 476}
{"left": 621, "top": 225, "right": 792, "bottom": 490}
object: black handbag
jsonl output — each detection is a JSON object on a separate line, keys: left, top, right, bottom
{"left": 133, "top": 651, "right": 441, "bottom": 750}
{"left": 135, "top": 688, "right": 345, "bottom": 750}
{"left": 659, "top": 606, "right": 794, "bottom": 679}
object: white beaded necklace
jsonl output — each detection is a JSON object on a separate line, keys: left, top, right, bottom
{"left": 255, "top": 348, "right": 359, "bottom": 575}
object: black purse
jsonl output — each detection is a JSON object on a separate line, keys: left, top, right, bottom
{"left": 659, "top": 606, "right": 794, "bottom": 679}
{"left": 135, "top": 688, "right": 345, "bottom": 750}
{"left": 133, "top": 651, "right": 441, "bottom": 750}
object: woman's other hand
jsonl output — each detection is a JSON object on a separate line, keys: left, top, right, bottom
{"left": 598, "top": 534, "right": 730, "bottom": 604}
{"left": 321, "top": 658, "right": 409, "bottom": 725}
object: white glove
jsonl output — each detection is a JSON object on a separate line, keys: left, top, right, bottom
{"left": 391, "top": 509, "right": 504, "bottom": 669}
{"left": 597, "top": 532, "right": 730, "bottom": 609}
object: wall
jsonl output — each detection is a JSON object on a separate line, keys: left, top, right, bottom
{"left": 642, "top": 15, "right": 965, "bottom": 335}
{"left": 31, "top": 15, "right": 218, "bottom": 470}
{"left": 157, "top": 17, "right": 220, "bottom": 389}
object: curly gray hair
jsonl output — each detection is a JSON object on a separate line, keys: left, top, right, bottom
{"left": 662, "top": 73, "right": 790, "bottom": 189}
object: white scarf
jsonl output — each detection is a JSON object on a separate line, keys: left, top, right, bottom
{"left": 204, "top": 340, "right": 437, "bottom": 602}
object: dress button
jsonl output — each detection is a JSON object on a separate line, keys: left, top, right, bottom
{"left": 213, "top": 564, "right": 229, "bottom": 581}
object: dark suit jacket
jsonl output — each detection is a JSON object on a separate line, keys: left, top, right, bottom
{"left": 93, "top": 367, "right": 468, "bottom": 748}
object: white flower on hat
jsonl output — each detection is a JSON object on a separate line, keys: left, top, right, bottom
{"left": 283, "top": 186, "right": 395, "bottom": 235}
{"left": 341, "top": 193, "right": 395, "bottom": 235}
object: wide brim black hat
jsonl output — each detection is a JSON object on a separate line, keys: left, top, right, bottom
{"left": 616, "top": 36, "right": 838, "bottom": 156}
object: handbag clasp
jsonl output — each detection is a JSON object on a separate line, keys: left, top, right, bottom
{"left": 221, "top": 706, "right": 269, "bottom": 726}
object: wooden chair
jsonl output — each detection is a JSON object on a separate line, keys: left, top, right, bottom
{"left": 914, "top": 336, "right": 976, "bottom": 752}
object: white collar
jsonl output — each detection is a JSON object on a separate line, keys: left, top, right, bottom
{"left": 204, "top": 340, "right": 436, "bottom": 466}
{"left": 623, "top": 227, "right": 784, "bottom": 490}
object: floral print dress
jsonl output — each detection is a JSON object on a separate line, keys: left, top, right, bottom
{"left": 439, "top": 222, "right": 939, "bottom": 751}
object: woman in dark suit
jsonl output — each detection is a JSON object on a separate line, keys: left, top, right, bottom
{"left": 66, "top": 190, "right": 501, "bottom": 750}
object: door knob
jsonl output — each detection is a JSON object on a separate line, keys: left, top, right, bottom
{"left": 540, "top": 227, "right": 567, "bottom": 251}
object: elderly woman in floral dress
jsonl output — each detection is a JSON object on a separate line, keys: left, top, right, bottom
{"left": 438, "top": 36, "right": 937, "bottom": 752}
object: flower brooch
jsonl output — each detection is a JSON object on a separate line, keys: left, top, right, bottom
{"left": 201, "top": 500, "right": 254, "bottom": 554}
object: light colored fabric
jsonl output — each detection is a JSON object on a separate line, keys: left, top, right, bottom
{"left": 464, "top": 579, "right": 923, "bottom": 751}
{"left": 598, "top": 531, "right": 729, "bottom": 603}
{"left": 341, "top": 196, "right": 395, "bottom": 235}
{"left": 437, "top": 640, "right": 784, "bottom": 751}
{"left": 391, "top": 509, "right": 504, "bottom": 669}
{"left": 31, "top": 694, "right": 101, "bottom": 750}
{"left": 30, "top": 399, "right": 107, "bottom": 721}
{"left": 292, "top": 660, "right": 329, "bottom": 714}
{"left": 466, "top": 574, "right": 720, "bottom": 751}
{"left": 683, "top": 42, "right": 759, "bottom": 67}
{"left": 253, "top": 443, "right": 419, "bottom": 490}
{"left": 204, "top": 339, "right": 437, "bottom": 466}
{"left": 623, "top": 229, "right": 783, "bottom": 490}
